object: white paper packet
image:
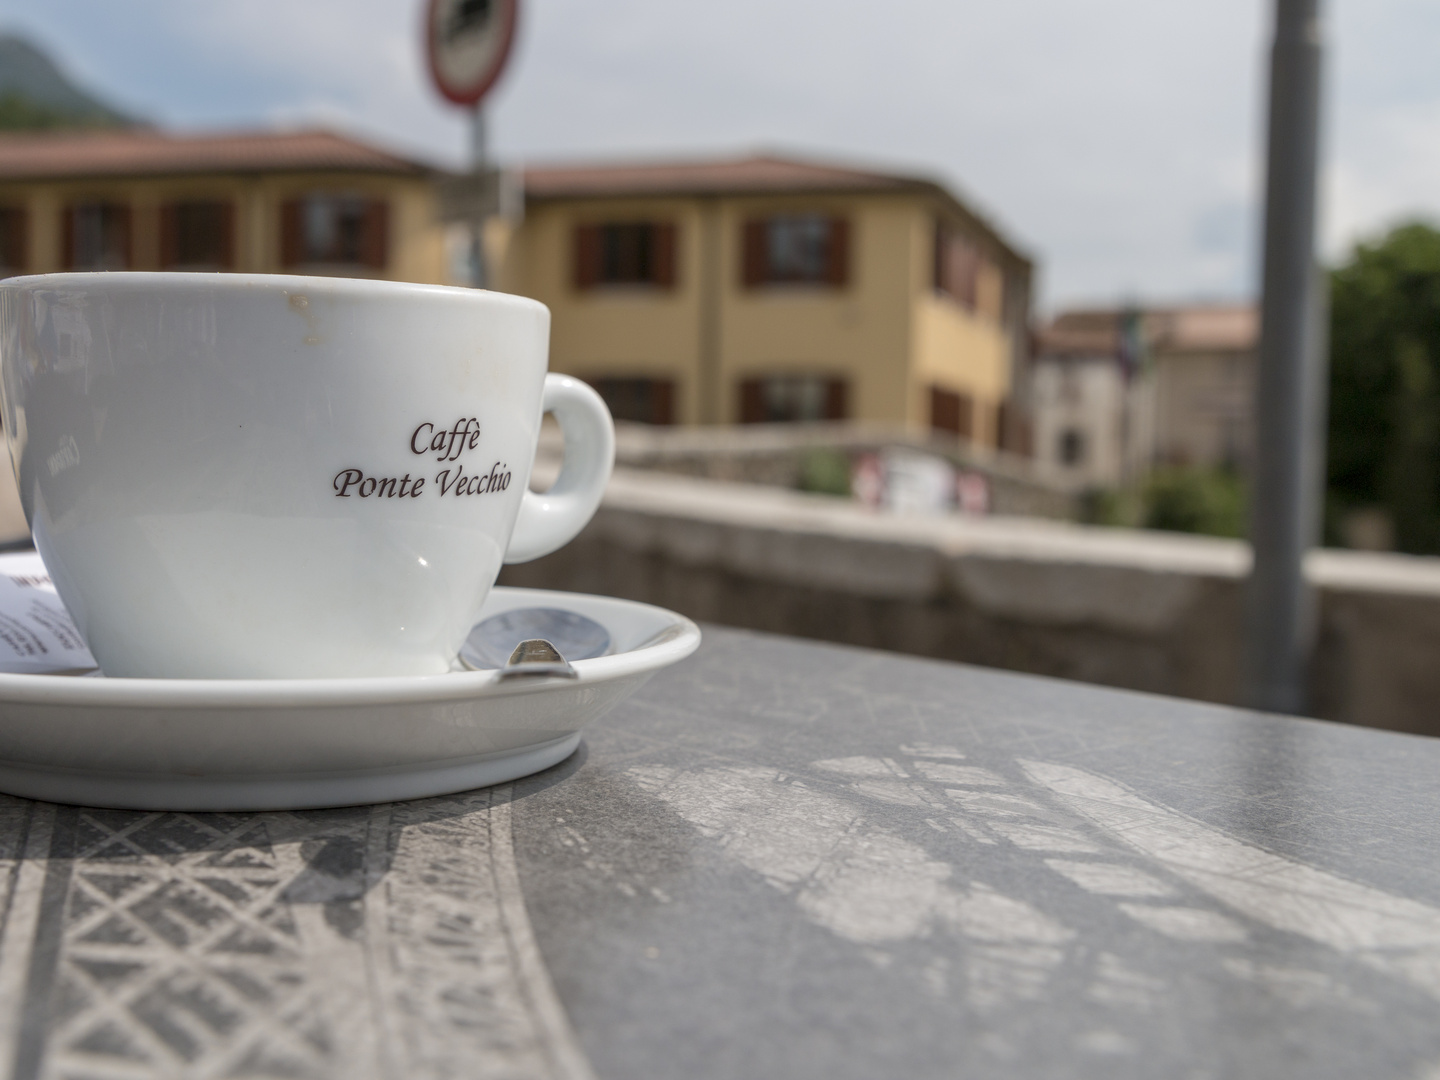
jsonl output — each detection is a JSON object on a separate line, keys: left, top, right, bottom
{"left": 0, "top": 552, "right": 100, "bottom": 675}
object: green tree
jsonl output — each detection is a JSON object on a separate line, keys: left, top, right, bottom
{"left": 797, "top": 448, "right": 852, "bottom": 497}
{"left": 1143, "top": 467, "right": 1246, "bottom": 538}
{"left": 1327, "top": 222, "right": 1440, "bottom": 553}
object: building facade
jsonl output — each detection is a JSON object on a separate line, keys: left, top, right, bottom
{"left": 0, "top": 135, "right": 1035, "bottom": 448}
{"left": 496, "top": 155, "right": 1032, "bottom": 444}
{"left": 1145, "top": 305, "right": 1259, "bottom": 470}
{"left": 0, "top": 129, "right": 449, "bottom": 283}
{"left": 1032, "top": 304, "right": 1258, "bottom": 487}
{"left": 1030, "top": 310, "right": 1145, "bottom": 488}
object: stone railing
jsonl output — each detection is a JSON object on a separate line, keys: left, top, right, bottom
{"left": 501, "top": 468, "right": 1440, "bottom": 738}
{"left": 539, "top": 420, "right": 1085, "bottom": 520}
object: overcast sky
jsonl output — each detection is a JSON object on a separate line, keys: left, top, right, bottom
{"left": 0, "top": 0, "right": 1436, "bottom": 312}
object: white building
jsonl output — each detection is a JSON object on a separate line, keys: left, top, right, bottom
{"left": 1031, "top": 304, "right": 1258, "bottom": 488}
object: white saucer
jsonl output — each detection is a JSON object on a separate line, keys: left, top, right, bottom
{"left": 0, "top": 581, "right": 700, "bottom": 811}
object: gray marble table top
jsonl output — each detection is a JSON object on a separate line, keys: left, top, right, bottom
{"left": 0, "top": 624, "right": 1438, "bottom": 1079}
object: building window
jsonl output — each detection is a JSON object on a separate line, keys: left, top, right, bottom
{"left": 65, "top": 202, "right": 131, "bottom": 270}
{"left": 933, "top": 221, "right": 983, "bottom": 310}
{"left": 929, "top": 386, "right": 975, "bottom": 441}
{"left": 1059, "top": 428, "right": 1086, "bottom": 466}
{"left": 573, "top": 223, "right": 676, "bottom": 288}
{"left": 160, "top": 201, "right": 234, "bottom": 269}
{"left": 590, "top": 377, "right": 676, "bottom": 425}
{"left": 739, "top": 375, "right": 847, "bottom": 423}
{"left": 742, "top": 214, "right": 848, "bottom": 287}
{"left": 280, "top": 194, "right": 388, "bottom": 269}
{"left": 0, "top": 207, "right": 26, "bottom": 276}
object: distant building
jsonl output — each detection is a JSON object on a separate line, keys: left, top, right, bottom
{"left": 1030, "top": 310, "right": 1144, "bottom": 488}
{"left": 1145, "top": 305, "right": 1259, "bottom": 470}
{"left": 0, "top": 128, "right": 449, "bottom": 283}
{"left": 1032, "top": 304, "right": 1258, "bottom": 486}
{"left": 495, "top": 154, "right": 1033, "bottom": 443}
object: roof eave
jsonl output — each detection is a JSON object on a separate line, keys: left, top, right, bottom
{"left": 0, "top": 163, "right": 432, "bottom": 184}
{"left": 523, "top": 179, "right": 912, "bottom": 202}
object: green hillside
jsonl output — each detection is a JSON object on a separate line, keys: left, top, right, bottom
{"left": 0, "top": 35, "right": 139, "bottom": 131}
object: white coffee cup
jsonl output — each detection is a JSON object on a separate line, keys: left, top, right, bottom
{"left": 0, "top": 272, "right": 614, "bottom": 680}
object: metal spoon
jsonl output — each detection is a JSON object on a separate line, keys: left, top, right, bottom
{"left": 461, "top": 607, "right": 610, "bottom": 670}
{"left": 496, "top": 638, "right": 578, "bottom": 681}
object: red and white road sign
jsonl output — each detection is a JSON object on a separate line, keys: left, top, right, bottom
{"left": 426, "top": 0, "right": 518, "bottom": 106}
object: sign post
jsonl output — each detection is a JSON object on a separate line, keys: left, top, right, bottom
{"left": 426, "top": 0, "right": 519, "bottom": 287}
{"left": 1246, "top": 0, "right": 1327, "bottom": 715}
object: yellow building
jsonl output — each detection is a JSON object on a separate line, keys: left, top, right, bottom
{"left": 498, "top": 155, "right": 1032, "bottom": 444}
{"left": 0, "top": 134, "right": 1033, "bottom": 447}
{"left": 0, "top": 128, "right": 448, "bottom": 284}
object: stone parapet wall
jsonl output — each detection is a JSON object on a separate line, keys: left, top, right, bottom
{"left": 501, "top": 469, "right": 1440, "bottom": 737}
{"left": 539, "top": 420, "right": 1085, "bottom": 520}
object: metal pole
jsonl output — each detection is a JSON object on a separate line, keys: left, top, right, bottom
{"left": 470, "top": 103, "right": 488, "bottom": 289}
{"left": 1246, "top": 0, "right": 1327, "bottom": 714}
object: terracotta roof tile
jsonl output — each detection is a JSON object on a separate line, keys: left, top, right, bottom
{"left": 1037, "top": 304, "right": 1258, "bottom": 359}
{"left": 0, "top": 129, "right": 428, "bottom": 180}
{"left": 1037, "top": 310, "right": 1122, "bottom": 357}
{"left": 522, "top": 154, "right": 917, "bottom": 199}
{"left": 1149, "top": 304, "right": 1258, "bottom": 353}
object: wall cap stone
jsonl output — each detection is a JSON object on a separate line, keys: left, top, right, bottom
{"left": 600, "top": 469, "right": 1440, "bottom": 600}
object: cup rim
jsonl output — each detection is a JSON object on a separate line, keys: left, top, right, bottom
{"left": 0, "top": 270, "right": 547, "bottom": 316}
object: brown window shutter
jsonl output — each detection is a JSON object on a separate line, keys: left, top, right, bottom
{"left": 573, "top": 224, "right": 601, "bottom": 289}
{"left": 933, "top": 222, "right": 946, "bottom": 293}
{"left": 936, "top": 226, "right": 980, "bottom": 309}
{"left": 653, "top": 379, "right": 676, "bottom": 425}
{"left": 159, "top": 204, "right": 178, "bottom": 269}
{"left": 116, "top": 204, "right": 133, "bottom": 268}
{"left": 930, "top": 386, "right": 961, "bottom": 435}
{"left": 14, "top": 207, "right": 26, "bottom": 273}
{"left": 742, "top": 220, "right": 767, "bottom": 287}
{"left": 219, "top": 201, "right": 236, "bottom": 269}
{"left": 739, "top": 378, "right": 765, "bottom": 423}
{"left": 956, "top": 393, "right": 975, "bottom": 441}
{"left": 362, "top": 200, "right": 388, "bottom": 270}
{"left": 0, "top": 208, "right": 27, "bottom": 272}
{"left": 62, "top": 205, "right": 74, "bottom": 269}
{"left": 652, "top": 223, "right": 677, "bottom": 287}
{"left": 955, "top": 243, "right": 979, "bottom": 310}
{"left": 941, "top": 239, "right": 951, "bottom": 296}
{"left": 825, "top": 217, "right": 849, "bottom": 287}
{"left": 280, "top": 199, "right": 303, "bottom": 267}
{"left": 823, "top": 377, "right": 848, "bottom": 421}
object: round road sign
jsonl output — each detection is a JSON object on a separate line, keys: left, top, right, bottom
{"left": 426, "top": 0, "right": 519, "bottom": 106}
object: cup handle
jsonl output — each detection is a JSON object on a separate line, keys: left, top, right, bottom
{"left": 504, "top": 373, "right": 615, "bottom": 564}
